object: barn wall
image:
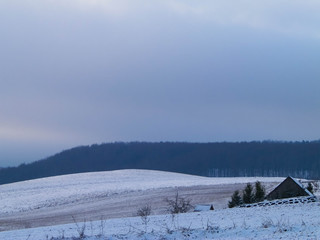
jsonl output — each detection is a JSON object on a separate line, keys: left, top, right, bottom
{"left": 267, "top": 178, "right": 308, "bottom": 200}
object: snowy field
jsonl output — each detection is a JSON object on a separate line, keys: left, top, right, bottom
{"left": 0, "top": 169, "right": 319, "bottom": 239}
{"left": 0, "top": 169, "right": 284, "bottom": 214}
{"left": 1, "top": 201, "right": 320, "bottom": 240}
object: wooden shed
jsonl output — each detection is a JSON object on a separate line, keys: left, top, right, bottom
{"left": 266, "top": 176, "right": 313, "bottom": 200}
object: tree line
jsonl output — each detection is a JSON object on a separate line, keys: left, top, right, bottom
{"left": 0, "top": 141, "right": 320, "bottom": 184}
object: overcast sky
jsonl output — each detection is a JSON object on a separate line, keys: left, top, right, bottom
{"left": 0, "top": 0, "right": 319, "bottom": 166}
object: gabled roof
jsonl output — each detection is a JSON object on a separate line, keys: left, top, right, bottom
{"left": 266, "top": 176, "right": 313, "bottom": 200}
{"left": 289, "top": 176, "right": 313, "bottom": 196}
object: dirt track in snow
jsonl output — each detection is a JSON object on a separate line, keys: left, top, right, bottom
{"left": 0, "top": 182, "right": 279, "bottom": 231}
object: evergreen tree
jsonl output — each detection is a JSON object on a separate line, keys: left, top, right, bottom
{"left": 228, "top": 190, "right": 242, "bottom": 208}
{"left": 254, "top": 181, "right": 266, "bottom": 202}
{"left": 243, "top": 183, "right": 254, "bottom": 204}
{"left": 307, "top": 182, "right": 314, "bottom": 194}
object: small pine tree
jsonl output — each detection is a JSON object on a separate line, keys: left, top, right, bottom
{"left": 254, "top": 181, "right": 266, "bottom": 202}
{"left": 228, "top": 190, "right": 242, "bottom": 208}
{"left": 307, "top": 182, "right": 314, "bottom": 194}
{"left": 243, "top": 183, "right": 254, "bottom": 204}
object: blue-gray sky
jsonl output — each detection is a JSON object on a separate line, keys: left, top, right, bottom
{"left": 1, "top": 0, "right": 319, "bottom": 166}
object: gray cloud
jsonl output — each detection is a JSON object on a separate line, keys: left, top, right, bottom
{"left": 0, "top": 0, "right": 319, "bottom": 166}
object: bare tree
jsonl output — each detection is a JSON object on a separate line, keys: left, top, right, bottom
{"left": 72, "top": 216, "right": 86, "bottom": 239}
{"left": 137, "top": 204, "right": 152, "bottom": 232}
{"left": 166, "top": 192, "right": 193, "bottom": 214}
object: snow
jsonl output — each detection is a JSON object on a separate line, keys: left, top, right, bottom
{"left": 194, "top": 204, "right": 213, "bottom": 211}
{"left": 0, "top": 169, "right": 284, "bottom": 214}
{"left": 1, "top": 169, "right": 318, "bottom": 239}
{"left": 1, "top": 202, "right": 319, "bottom": 240}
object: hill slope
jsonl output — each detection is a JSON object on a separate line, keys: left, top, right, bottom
{"left": 0, "top": 169, "right": 285, "bottom": 231}
{"left": 0, "top": 170, "right": 318, "bottom": 240}
{"left": 0, "top": 169, "right": 284, "bottom": 215}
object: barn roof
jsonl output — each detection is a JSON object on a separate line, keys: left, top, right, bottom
{"left": 266, "top": 176, "right": 313, "bottom": 200}
{"left": 289, "top": 176, "right": 313, "bottom": 196}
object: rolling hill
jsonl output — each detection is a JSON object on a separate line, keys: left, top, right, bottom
{"left": 0, "top": 169, "right": 318, "bottom": 240}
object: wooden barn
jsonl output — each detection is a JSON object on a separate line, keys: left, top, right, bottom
{"left": 266, "top": 176, "right": 313, "bottom": 200}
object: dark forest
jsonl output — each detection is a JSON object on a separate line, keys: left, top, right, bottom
{"left": 1, "top": 141, "right": 320, "bottom": 184}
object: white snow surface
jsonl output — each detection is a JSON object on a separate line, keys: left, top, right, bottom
{"left": 1, "top": 201, "right": 320, "bottom": 240}
{"left": 0, "top": 169, "right": 319, "bottom": 239}
{"left": 0, "top": 169, "right": 284, "bottom": 214}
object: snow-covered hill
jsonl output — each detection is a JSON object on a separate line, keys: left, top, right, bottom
{"left": 1, "top": 169, "right": 318, "bottom": 239}
{"left": 0, "top": 169, "right": 284, "bottom": 214}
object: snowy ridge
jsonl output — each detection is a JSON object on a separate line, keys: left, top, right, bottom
{"left": 0, "top": 169, "right": 284, "bottom": 214}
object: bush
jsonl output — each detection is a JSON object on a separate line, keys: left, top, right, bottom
{"left": 137, "top": 204, "right": 152, "bottom": 232}
{"left": 166, "top": 192, "right": 193, "bottom": 214}
{"left": 72, "top": 217, "right": 86, "bottom": 239}
{"left": 137, "top": 204, "right": 152, "bottom": 224}
{"left": 261, "top": 218, "right": 273, "bottom": 228}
